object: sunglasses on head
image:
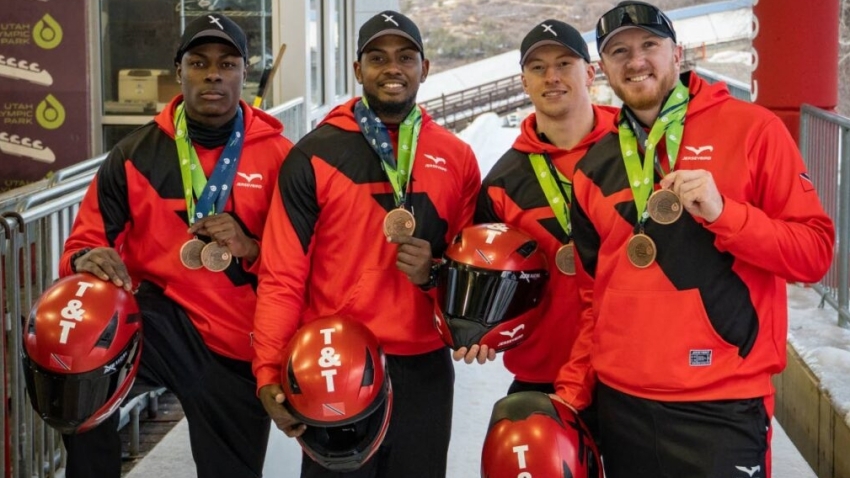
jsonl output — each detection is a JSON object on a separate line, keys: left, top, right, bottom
{"left": 596, "top": 3, "right": 676, "bottom": 45}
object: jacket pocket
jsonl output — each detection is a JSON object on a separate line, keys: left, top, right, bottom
{"left": 594, "top": 287, "right": 742, "bottom": 392}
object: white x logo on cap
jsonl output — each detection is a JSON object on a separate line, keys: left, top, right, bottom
{"left": 541, "top": 23, "right": 557, "bottom": 36}
{"left": 382, "top": 14, "right": 399, "bottom": 26}
{"left": 208, "top": 15, "right": 224, "bottom": 30}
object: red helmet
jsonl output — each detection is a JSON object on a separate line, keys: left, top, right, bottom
{"left": 281, "top": 316, "right": 392, "bottom": 472}
{"left": 21, "top": 273, "right": 142, "bottom": 434}
{"left": 481, "top": 392, "right": 602, "bottom": 478}
{"left": 434, "top": 223, "right": 548, "bottom": 352}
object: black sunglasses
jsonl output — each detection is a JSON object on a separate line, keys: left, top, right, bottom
{"left": 596, "top": 3, "right": 676, "bottom": 46}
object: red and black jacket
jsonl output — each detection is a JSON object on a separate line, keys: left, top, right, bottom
{"left": 253, "top": 98, "right": 481, "bottom": 389}
{"left": 476, "top": 105, "right": 618, "bottom": 384}
{"left": 61, "top": 97, "right": 292, "bottom": 362}
{"left": 556, "top": 72, "right": 834, "bottom": 407}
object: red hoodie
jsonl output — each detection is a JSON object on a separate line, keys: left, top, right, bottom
{"left": 475, "top": 105, "right": 618, "bottom": 384}
{"left": 252, "top": 98, "right": 481, "bottom": 390}
{"left": 61, "top": 96, "right": 293, "bottom": 361}
{"left": 556, "top": 72, "right": 834, "bottom": 407}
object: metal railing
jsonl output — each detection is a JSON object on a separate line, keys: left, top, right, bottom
{"left": 419, "top": 75, "right": 529, "bottom": 131}
{"left": 800, "top": 104, "right": 850, "bottom": 328}
{"left": 0, "top": 97, "right": 305, "bottom": 477}
{"left": 695, "top": 66, "right": 752, "bottom": 101}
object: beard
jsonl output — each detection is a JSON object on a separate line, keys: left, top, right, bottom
{"left": 610, "top": 58, "right": 680, "bottom": 116}
{"left": 362, "top": 89, "right": 416, "bottom": 122}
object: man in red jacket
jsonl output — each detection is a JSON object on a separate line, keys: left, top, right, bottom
{"left": 252, "top": 10, "right": 480, "bottom": 478}
{"left": 557, "top": 2, "right": 835, "bottom": 477}
{"left": 59, "top": 14, "right": 292, "bottom": 478}
{"left": 459, "top": 18, "right": 616, "bottom": 433}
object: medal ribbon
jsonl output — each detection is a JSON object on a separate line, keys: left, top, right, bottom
{"left": 174, "top": 103, "right": 245, "bottom": 225}
{"left": 354, "top": 98, "right": 422, "bottom": 208}
{"left": 528, "top": 153, "right": 572, "bottom": 239}
{"left": 617, "top": 80, "right": 690, "bottom": 224}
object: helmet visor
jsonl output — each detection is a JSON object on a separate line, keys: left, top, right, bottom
{"left": 438, "top": 262, "right": 547, "bottom": 326}
{"left": 22, "top": 337, "right": 139, "bottom": 434}
{"left": 299, "top": 395, "right": 389, "bottom": 471}
{"left": 23, "top": 362, "right": 124, "bottom": 433}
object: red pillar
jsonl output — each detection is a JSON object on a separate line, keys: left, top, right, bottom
{"left": 752, "top": 0, "right": 838, "bottom": 143}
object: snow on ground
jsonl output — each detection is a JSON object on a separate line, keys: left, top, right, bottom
{"left": 787, "top": 284, "right": 850, "bottom": 426}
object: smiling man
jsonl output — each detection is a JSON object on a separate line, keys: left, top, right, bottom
{"left": 58, "top": 13, "right": 292, "bottom": 478}
{"left": 459, "top": 18, "right": 618, "bottom": 448}
{"left": 556, "top": 2, "right": 835, "bottom": 477}
{"left": 252, "top": 10, "right": 480, "bottom": 478}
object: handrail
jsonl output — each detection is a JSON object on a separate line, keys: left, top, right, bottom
{"left": 50, "top": 155, "right": 106, "bottom": 184}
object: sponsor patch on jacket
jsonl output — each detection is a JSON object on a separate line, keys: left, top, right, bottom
{"left": 689, "top": 349, "right": 712, "bottom": 367}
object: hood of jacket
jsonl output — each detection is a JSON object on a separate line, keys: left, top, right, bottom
{"left": 154, "top": 95, "right": 284, "bottom": 144}
{"left": 512, "top": 104, "right": 619, "bottom": 154}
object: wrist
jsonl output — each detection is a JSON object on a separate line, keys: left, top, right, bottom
{"left": 418, "top": 261, "right": 442, "bottom": 291}
{"left": 69, "top": 248, "right": 92, "bottom": 273}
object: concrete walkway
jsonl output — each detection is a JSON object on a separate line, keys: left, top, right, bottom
{"left": 126, "top": 357, "right": 816, "bottom": 478}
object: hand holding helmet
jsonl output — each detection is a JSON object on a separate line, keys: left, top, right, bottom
{"left": 280, "top": 316, "right": 392, "bottom": 472}
{"left": 434, "top": 223, "right": 549, "bottom": 354}
{"left": 70, "top": 246, "right": 133, "bottom": 291}
{"left": 22, "top": 273, "right": 143, "bottom": 434}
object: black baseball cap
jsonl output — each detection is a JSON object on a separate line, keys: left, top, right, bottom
{"left": 596, "top": 1, "right": 676, "bottom": 53}
{"left": 174, "top": 13, "right": 248, "bottom": 64}
{"left": 357, "top": 10, "right": 424, "bottom": 59}
{"left": 520, "top": 19, "right": 590, "bottom": 65}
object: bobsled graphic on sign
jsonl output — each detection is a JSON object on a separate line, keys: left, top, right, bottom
{"left": 0, "top": 56, "right": 54, "bottom": 86}
{"left": 0, "top": 131, "right": 55, "bottom": 163}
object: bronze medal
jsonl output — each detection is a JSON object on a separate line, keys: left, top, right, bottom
{"left": 647, "top": 189, "right": 683, "bottom": 225}
{"left": 201, "top": 242, "right": 232, "bottom": 272}
{"left": 555, "top": 243, "right": 576, "bottom": 275}
{"left": 180, "top": 238, "right": 205, "bottom": 270}
{"left": 383, "top": 208, "right": 416, "bottom": 237}
{"left": 626, "top": 233, "right": 657, "bottom": 268}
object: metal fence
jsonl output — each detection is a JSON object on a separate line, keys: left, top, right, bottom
{"left": 800, "top": 104, "right": 850, "bottom": 329}
{"left": 0, "top": 98, "right": 305, "bottom": 477}
{"left": 695, "top": 66, "right": 753, "bottom": 101}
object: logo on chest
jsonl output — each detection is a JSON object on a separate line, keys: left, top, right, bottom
{"left": 423, "top": 153, "right": 448, "bottom": 172}
{"left": 681, "top": 145, "right": 714, "bottom": 161}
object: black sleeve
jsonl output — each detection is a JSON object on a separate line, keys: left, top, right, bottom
{"left": 279, "top": 145, "right": 320, "bottom": 255}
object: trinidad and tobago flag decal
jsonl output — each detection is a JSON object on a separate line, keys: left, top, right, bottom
{"left": 799, "top": 172, "right": 815, "bottom": 192}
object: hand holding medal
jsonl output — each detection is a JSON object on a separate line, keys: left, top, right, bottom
{"left": 659, "top": 169, "right": 725, "bottom": 224}
{"left": 186, "top": 213, "right": 260, "bottom": 272}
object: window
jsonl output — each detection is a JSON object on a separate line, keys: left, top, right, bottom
{"left": 309, "top": 0, "right": 323, "bottom": 106}
{"left": 99, "top": 0, "right": 272, "bottom": 117}
{"left": 332, "top": 0, "right": 346, "bottom": 98}
{"left": 98, "top": 0, "right": 272, "bottom": 150}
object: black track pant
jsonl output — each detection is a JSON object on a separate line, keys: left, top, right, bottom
{"left": 597, "top": 382, "right": 770, "bottom": 478}
{"left": 300, "top": 347, "right": 454, "bottom": 478}
{"left": 62, "top": 282, "right": 271, "bottom": 478}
